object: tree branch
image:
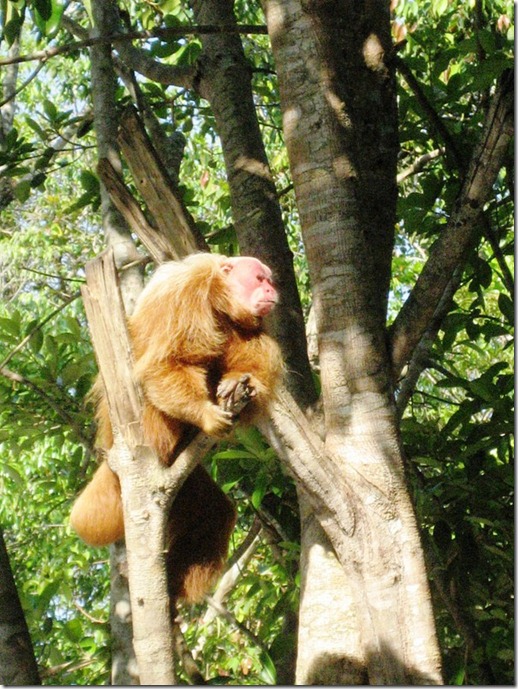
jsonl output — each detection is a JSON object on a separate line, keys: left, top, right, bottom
{"left": 114, "top": 40, "right": 196, "bottom": 88}
{"left": 202, "top": 518, "right": 262, "bottom": 625}
{"left": 397, "top": 148, "right": 444, "bottom": 184}
{"left": 97, "top": 157, "right": 178, "bottom": 264}
{"left": 395, "top": 266, "right": 463, "bottom": 418}
{"left": 390, "top": 69, "right": 514, "bottom": 377}
{"left": 203, "top": 595, "right": 271, "bottom": 656}
{"left": 0, "top": 61, "right": 45, "bottom": 109}
{"left": 0, "top": 24, "right": 268, "bottom": 67}
{"left": 395, "top": 56, "right": 464, "bottom": 171}
{"left": 0, "top": 366, "right": 93, "bottom": 453}
{"left": 116, "top": 107, "right": 207, "bottom": 254}
{"left": 481, "top": 212, "right": 514, "bottom": 294}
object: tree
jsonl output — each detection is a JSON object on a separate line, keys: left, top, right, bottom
{"left": 0, "top": 527, "right": 41, "bottom": 685}
{"left": 0, "top": 0, "right": 513, "bottom": 685}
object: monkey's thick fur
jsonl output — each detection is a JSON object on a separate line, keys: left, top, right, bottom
{"left": 70, "top": 253, "right": 283, "bottom": 603}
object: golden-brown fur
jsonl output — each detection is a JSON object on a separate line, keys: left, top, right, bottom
{"left": 70, "top": 253, "right": 283, "bottom": 603}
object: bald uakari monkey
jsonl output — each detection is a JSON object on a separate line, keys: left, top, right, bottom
{"left": 70, "top": 253, "right": 283, "bottom": 602}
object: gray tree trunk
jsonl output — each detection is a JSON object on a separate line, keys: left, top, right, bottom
{"left": 89, "top": 1, "right": 144, "bottom": 682}
{"left": 264, "top": 0, "right": 442, "bottom": 682}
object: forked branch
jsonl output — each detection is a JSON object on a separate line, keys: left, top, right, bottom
{"left": 81, "top": 249, "right": 254, "bottom": 684}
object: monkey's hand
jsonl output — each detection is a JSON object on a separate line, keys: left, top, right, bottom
{"left": 217, "top": 374, "right": 257, "bottom": 416}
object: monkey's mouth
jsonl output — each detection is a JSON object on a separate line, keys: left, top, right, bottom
{"left": 255, "top": 300, "right": 277, "bottom": 316}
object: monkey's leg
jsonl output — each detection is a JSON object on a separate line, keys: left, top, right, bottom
{"left": 166, "top": 465, "right": 237, "bottom": 604}
{"left": 219, "top": 341, "right": 281, "bottom": 425}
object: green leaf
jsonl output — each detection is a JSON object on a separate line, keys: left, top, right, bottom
{"left": 79, "top": 169, "right": 99, "bottom": 193}
{"left": 29, "top": 328, "right": 44, "bottom": 353}
{"left": 0, "top": 316, "right": 21, "bottom": 338}
{"left": 0, "top": 463, "right": 24, "bottom": 484}
{"left": 63, "top": 618, "right": 84, "bottom": 642}
{"left": 35, "top": 580, "right": 61, "bottom": 615}
{"left": 42, "top": 99, "right": 58, "bottom": 122}
{"left": 212, "top": 449, "right": 256, "bottom": 460}
{"left": 33, "top": 0, "right": 52, "bottom": 21}
{"left": 40, "top": 0, "right": 64, "bottom": 36}
{"left": 13, "top": 179, "right": 31, "bottom": 202}
{"left": 251, "top": 480, "right": 267, "bottom": 509}
{"left": 4, "top": 13, "right": 23, "bottom": 45}
{"left": 469, "top": 378, "right": 498, "bottom": 403}
{"left": 257, "top": 649, "right": 277, "bottom": 685}
{"left": 173, "top": 41, "right": 202, "bottom": 66}
{"left": 498, "top": 293, "right": 514, "bottom": 325}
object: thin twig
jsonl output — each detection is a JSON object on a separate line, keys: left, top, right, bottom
{"left": 0, "top": 62, "right": 46, "bottom": 107}
{"left": 0, "top": 292, "right": 80, "bottom": 370}
{"left": 0, "top": 24, "right": 268, "bottom": 67}
{"left": 203, "top": 595, "right": 271, "bottom": 656}
{"left": 0, "top": 366, "right": 93, "bottom": 452}
{"left": 397, "top": 148, "right": 444, "bottom": 184}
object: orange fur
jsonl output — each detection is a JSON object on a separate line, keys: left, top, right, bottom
{"left": 70, "top": 253, "right": 283, "bottom": 603}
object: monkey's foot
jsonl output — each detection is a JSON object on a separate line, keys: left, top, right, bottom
{"left": 217, "top": 374, "right": 257, "bottom": 415}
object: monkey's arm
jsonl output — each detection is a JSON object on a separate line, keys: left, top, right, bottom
{"left": 138, "top": 359, "right": 233, "bottom": 437}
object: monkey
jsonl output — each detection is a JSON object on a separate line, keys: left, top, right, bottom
{"left": 70, "top": 253, "right": 283, "bottom": 603}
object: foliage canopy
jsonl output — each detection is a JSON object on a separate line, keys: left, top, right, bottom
{"left": 0, "top": 0, "right": 513, "bottom": 684}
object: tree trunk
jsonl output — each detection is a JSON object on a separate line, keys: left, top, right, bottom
{"left": 265, "top": 0, "right": 442, "bottom": 682}
{"left": 0, "top": 528, "right": 40, "bottom": 686}
{"left": 296, "top": 500, "right": 366, "bottom": 684}
{"left": 89, "top": 2, "right": 145, "bottom": 682}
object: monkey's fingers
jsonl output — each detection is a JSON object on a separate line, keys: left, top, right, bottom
{"left": 217, "top": 374, "right": 251, "bottom": 402}
{"left": 217, "top": 375, "right": 257, "bottom": 415}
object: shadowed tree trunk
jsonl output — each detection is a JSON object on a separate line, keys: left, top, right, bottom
{"left": 0, "top": 528, "right": 40, "bottom": 686}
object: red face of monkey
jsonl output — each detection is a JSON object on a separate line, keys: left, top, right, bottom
{"left": 222, "top": 257, "right": 278, "bottom": 317}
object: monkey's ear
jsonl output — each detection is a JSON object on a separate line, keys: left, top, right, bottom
{"left": 221, "top": 261, "right": 234, "bottom": 275}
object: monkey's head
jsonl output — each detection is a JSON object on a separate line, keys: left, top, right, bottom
{"left": 222, "top": 257, "right": 278, "bottom": 318}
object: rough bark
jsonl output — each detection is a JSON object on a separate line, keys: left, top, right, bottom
{"left": 89, "top": 3, "right": 146, "bottom": 681}
{"left": 265, "top": 0, "right": 442, "bottom": 683}
{"left": 97, "top": 157, "right": 175, "bottom": 265}
{"left": 297, "top": 499, "right": 366, "bottom": 684}
{"left": 0, "top": 528, "right": 41, "bottom": 686}
{"left": 117, "top": 108, "right": 207, "bottom": 256}
{"left": 261, "top": 388, "right": 442, "bottom": 684}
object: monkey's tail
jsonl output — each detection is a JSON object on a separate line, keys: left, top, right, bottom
{"left": 70, "top": 461, "right": 124, "bottom": 546}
